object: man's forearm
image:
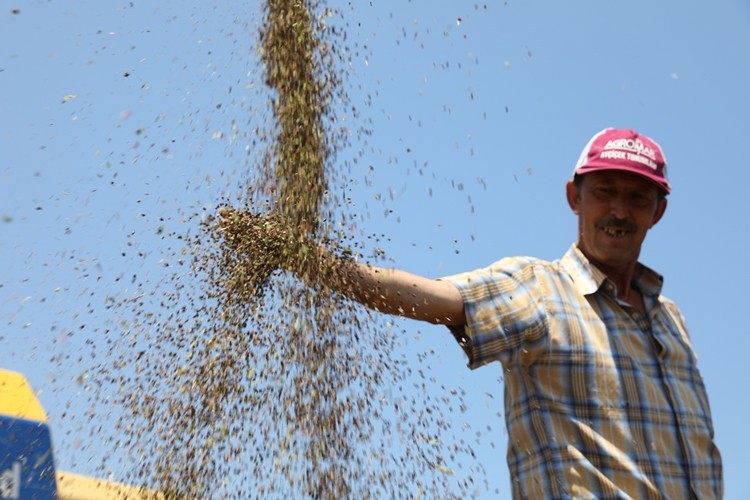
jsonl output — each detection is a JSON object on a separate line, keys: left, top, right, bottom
{"left": 321, "top": 254, "right": 466, "bottom": 326}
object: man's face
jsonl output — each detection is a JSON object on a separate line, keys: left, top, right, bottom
{"left": 566, "top": 171, "right": 667, "bottom": 271}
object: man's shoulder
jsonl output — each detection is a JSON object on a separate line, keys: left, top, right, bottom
{"left": 658, "top": 294, "right": 686, "bottom": 321}
{"left": 442, "top": 247, "right": 575, "bottom": 289}
{"left": 488, "top": 254, "right": 550, "bottom": 270}
{"left": 446, "top": 255, "right": 564, "bottom": 287}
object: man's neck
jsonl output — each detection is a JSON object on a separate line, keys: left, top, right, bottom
{"left": 582, "top": 253, "right": 639, "bottom": 304}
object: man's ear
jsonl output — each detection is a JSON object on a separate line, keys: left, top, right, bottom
{"left": 650, "top": 197, "right": 668, "bottom": 227}
{"left": 566, "top": 180, "right": 580, "bottom": 215}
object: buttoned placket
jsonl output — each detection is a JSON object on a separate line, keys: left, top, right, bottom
{"left": 612, "top": 285, "right": 702, "bottom": 500}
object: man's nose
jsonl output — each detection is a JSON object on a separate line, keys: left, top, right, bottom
{"left": 609, "top": 195, "right": 629, "bottom": 218}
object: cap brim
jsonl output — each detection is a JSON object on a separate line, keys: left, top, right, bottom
{"left": 575, "top": 164, "right": 671, "bottom": 195}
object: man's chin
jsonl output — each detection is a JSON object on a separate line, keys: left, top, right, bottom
{"left": 586, "top": 246, "right": 640, "bottom": 269}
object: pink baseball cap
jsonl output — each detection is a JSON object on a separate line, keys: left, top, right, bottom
{"left": 573, "top": 128, "right": 671, "bottom": 194}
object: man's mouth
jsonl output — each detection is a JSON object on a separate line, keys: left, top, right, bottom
{"left": 602, "top": 226, "right": 629, "bottom": 238}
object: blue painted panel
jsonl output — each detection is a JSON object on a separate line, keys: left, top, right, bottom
{"left": 0, "top": 415, "right": 57, "bottom": 499}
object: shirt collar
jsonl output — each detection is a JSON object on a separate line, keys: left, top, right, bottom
{"left": 560, "top": 244, "right": 665, "bottom": 300}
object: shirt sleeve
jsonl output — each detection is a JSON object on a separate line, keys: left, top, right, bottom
{"left": 441, "top": 256, "right": 542, "bottom": 370}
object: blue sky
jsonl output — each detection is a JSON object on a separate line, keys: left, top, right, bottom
{"left": 2, "top": 0, "right": 749, "bottom": 497}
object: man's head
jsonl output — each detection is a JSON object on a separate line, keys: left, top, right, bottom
{"left": 566, "top": 128, "right": 669, "bottom": 273}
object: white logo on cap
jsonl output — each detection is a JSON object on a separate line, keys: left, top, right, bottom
{"left": 603, "top": 138, "right": 657, "bottom": 160}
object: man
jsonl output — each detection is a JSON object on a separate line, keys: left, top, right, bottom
{"left": 223, "top": 128, "right": 723, "bottom": 498}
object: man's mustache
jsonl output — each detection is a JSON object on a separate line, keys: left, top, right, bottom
{"left": 596, "top": 216, "right": 636, "bottom": 232}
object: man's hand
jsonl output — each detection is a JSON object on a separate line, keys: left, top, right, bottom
{"left": 217, "top": 206, "right": 332, "bottom": 296}
{"left": 216, "top": 207, "right": 297, "bottom": 301}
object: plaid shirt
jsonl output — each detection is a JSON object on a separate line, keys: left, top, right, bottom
{"left": 443, "top": 245, "right": 722, "bottom": 499}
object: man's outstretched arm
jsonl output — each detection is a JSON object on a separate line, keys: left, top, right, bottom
{"left": 329, "top": 257, "right": 466, "bottom": 326}
{"left": 218, "top": 207, "right": 466, "bottom": 326}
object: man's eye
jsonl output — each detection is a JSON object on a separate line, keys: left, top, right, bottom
{"left": 631, "top": 194, "right": 652, "bottom": 206}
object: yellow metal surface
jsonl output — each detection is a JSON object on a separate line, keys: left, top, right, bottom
{"left": 0, "top": 369, "right": 48, "bottom": 422}
{"left": 56, "top": 471, "right": 162, "bottom": 500}
{"left": 1, "top": 369, "right": 162, "bottom": 498}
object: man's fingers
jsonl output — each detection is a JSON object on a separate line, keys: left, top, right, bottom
{"left": 218, "top": 207, "right": 235, "bottom": 219}
{"left": 217, "top": 207, "right": 237, "bottom": 231}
